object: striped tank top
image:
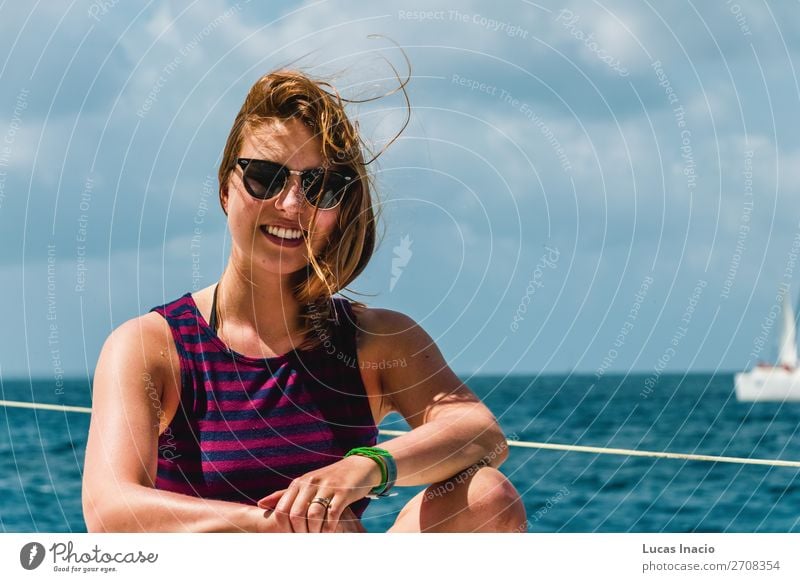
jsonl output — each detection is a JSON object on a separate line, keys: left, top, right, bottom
{"left": 149, "top": 292, "right": 379, "bottom": 518}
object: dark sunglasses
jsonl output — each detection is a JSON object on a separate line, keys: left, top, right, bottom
{"left": 236, "top": 158, "right": 357, "bottom": 210}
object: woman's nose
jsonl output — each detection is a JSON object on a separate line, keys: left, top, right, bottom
{"left": 273, "top": 174, "right": 305, "bottom": 212}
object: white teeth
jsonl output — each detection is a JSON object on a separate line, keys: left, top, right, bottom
{"left": 265, "top": 225, "right": 303, "bottom": 239}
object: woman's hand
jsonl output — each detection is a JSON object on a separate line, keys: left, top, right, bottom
{"left": 257, "top": 505, "right": 365, "bottom": 532}
{"left": 256, "top": 455, "right": 382, "bottom": 533}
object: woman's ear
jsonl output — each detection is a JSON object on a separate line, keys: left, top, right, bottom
{"left": 220, "top": 185, "right": 229, "bottom": 216}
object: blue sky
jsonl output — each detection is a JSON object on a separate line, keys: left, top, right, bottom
{"left": 2, "top": 0, "right": 800, "bottom": 379}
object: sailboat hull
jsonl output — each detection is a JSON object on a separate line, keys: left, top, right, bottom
{"left": 734, "top": 368, "right": 800, "bottom": 401}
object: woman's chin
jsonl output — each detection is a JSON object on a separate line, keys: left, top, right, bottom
{"left": 229, "top": 249, "right": 307, "bottom": 275}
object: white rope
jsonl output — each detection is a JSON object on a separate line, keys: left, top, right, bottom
{"left": 506, "top": 438, "right": 800, "bottom": 468}
{"left": 4, "top": 400, "right": 800, "bottom": 469}
{"left": 0, "top": 399, "right": 92, "bottom": 414}
{"left": 372, "top": 431, "right": 800, "bottom": 468}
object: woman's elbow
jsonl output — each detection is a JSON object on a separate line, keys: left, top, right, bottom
{"left": 82, "top": 485, "right": 134, "bottom": 533}
{"left": 479, "top": 419, "right": 511, "bottom": 467}
{"left": 82, "top": 494, "right": 112, "bottom": 532}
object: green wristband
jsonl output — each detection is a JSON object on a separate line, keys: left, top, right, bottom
{"left": 345, "top": 446, "right": 396, "bottom": 497}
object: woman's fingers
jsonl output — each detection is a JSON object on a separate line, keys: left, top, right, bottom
{"left": 272, "top": 486, "right": 300, "bottom": 532}
{"left": 257, "top": 488, "right": 287, "bottom": 509}
{"left": 263, "top": 464, "right": 367, "bottom": 533}
{"left": 287, "top": 483, "right": 316, "bottom": 533}
{"left": 305, "top": 494, "right": 333, "bottom": 533}
{"left": 259, "top": 485, "right": 339, "bottom": 533}
{"left": 322, "top": 501, "right": 348, "bottom": 533}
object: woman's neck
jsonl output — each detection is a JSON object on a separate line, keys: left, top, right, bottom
{"left": 216, "top": 257, "right": 303, "bottom": 342}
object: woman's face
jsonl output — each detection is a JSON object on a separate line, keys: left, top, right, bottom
{"left": 222, "top": 117, "right": 340, "bottom": 275}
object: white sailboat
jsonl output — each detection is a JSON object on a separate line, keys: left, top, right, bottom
{"left": 735, "top": 291, "right": 800, "bottom": 401}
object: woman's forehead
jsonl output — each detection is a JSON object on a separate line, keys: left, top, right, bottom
{"left": 241, "top": 118, "right": 324, "bottom": 166}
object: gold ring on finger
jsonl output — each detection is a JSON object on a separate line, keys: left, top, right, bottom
{"left": 308, "top": 496, "right": 332, "bottom": 510}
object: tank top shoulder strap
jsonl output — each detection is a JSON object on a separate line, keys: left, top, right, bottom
{"left": 148, "top": 292, "right": 203, "bottom": 415}
{"left": 150, "top": 290, "right": 197, "bottom": 314}
{"left": 330, "top": 296, "right": 357, "bottom": 339}
{"left": 149, "top": 292, "right": 202, "bottom": 353}
{"left": 322, "top": 296, "right": 369, "bottom": 395}
{"left": 305, "top": 296, "right": 377, "bottom": 434}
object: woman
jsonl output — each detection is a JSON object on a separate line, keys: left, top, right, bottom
{"left": 82, "top": 69, "right": 526, "bottom": 533}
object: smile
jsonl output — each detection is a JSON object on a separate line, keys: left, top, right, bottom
{"left": 259, "top": 225, "right": 304, "bottom": 247}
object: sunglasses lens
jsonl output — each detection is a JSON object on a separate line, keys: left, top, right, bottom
{"left": 243, "top": 162, "right": 285, "bottom": 200}
{"left": 239, "top": 159, "right": 356, "bottom": 208}
{"left": 300, "top": 169, "right": 325, "bottom": 199}
{"left": 305, "top": 171, "right": 357, "bottom": 209}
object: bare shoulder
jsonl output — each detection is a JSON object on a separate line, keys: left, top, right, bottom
{"left": 102, "top": 312, "right": 175, "bottom": 363}
{"left": 349, "top": 304, "right": 419, "bottom": 335}
{"left": 347, "top": 305, "right": 417, "bottom": 422}
{"left": 85, "top": 312, "right": 182, "bottom": 499}
{"left": 349, "top": 304, "right": 449, "bottom": 386}
{"left": 95, "top": 312, "right": 181, "bottom": 403}
{"left": 349, "top": 304, "right": 425, "bottom": 363}
{"left": 349, "top": 304, "right": 475, "bottom": 427}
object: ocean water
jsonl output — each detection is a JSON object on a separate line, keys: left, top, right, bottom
{"left": 2, "top": 373, "right": 799, "bottom": 532}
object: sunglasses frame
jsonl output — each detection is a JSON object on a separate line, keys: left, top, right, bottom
{"left": 235, "top": 157, "right": 357, "bottom": 210}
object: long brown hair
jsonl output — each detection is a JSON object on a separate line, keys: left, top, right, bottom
{"left": 217, "top": 64, "right": 409, "bottom": 350}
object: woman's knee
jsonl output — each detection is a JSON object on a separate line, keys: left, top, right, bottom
{"left": 468, "top": 467, "right": 527, "bottom": 532}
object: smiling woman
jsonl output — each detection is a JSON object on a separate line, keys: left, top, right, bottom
{"left": 81, "top": 67, "right": 525, "bottom": 533}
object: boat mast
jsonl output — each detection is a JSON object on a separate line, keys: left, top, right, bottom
{"left": 777, "top": 289, "right": 798, "bottom": 368}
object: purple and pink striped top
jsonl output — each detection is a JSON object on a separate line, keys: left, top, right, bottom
{"left": 149, "top": 292, "right": 379, "bottom": 518}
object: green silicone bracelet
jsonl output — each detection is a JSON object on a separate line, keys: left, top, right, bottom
{"left": 345, "top": 446, "right": 396, "bottom": 496}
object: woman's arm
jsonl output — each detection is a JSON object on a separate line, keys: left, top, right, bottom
{"left": 364, "top": 308, "right": 509, "bottom": 486}
{"left": 257, "top": 307, "right": 510, "bottom": 533}
{"left": 82, "top": 314, "right": 276, "bottom": 532}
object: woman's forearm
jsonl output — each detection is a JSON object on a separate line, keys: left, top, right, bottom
{"left": 378, "top": 411, "right": 509, "bottom": 487}
{"left": 84, "top": 484, "right": 274, "bottom": 532}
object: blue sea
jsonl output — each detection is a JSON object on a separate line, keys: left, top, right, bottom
{"left": 2, "top": 374, "right": 799, "bottom": 532}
